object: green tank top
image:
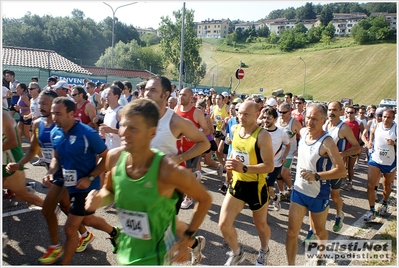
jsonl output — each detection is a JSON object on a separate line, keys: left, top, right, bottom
{"left": 3, "top": 108, "right": 24, "bottom": 176}
{"left": 114, "top": 149, "right": 178, "bottom": 265}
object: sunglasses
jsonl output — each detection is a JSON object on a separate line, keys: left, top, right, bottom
{"left": 71, "top": 93, "right": 80, "bottom": 97}
{"left": 376, "top": 114, "right": 383, "bottom": 117}
{"left": 346, "top": 111, "right": 355, "bottom": 114}
{"left": 28, "top": 87, "right": 38, "bottom": 90}
{"left": 295, "top": 102, "right": 303, "bottom": 104}
{"left": 278, "top": 110, "right": 289, "bottom": 114}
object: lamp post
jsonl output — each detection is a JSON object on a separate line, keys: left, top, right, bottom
{"left": 210, "top": 56, "right": 219, "bottom": 87}
{"left": 103, "top": 1, "right": 137, "bottom": 68}
{"left": 299, "top": 56, "right": 306, "bottom": 97}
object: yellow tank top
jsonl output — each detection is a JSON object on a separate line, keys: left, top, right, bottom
{"left": 231, "top": 125, "right": 267, "bottom": 184}
{"left": 213, "top": 104, "right": 228, "bottom": 131}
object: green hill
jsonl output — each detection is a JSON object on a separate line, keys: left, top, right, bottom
{"left": 199, "top": 41, "right": 397, "bottom": 105}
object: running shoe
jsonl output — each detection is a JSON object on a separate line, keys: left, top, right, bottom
{"left": 353, "top": 162, "right": 359, "bottom": 170}
{"left": 217, "top": 164, "right": 224, "bottom": 178}
{"left": 363, "top": 210, "right": 376, "bottom": 222}
{"left": 76, "top": 232, "right": 95, "bottom": 252}
{"left": 32, "top": 158, "right": 46, "bottom": 166}
{"left": 181, "top": 198, "right": 194, "bottom": 209}
{"left": 333, "top": 212, "right": 344, "bottom": 232}
{"left": 342, "top": 182, "right": 353, "bottom": 191}
{"left": 190, "top": 236, "right": 206, "bottom": 265}
{"left": 194, "top": 171, "right": 202, "bottom": 183}
{"left": 224, "top": 246, "right": 245, "bottom": 266}
{"left": 218, "top": 184, "right": 227, "bottom": 195}
{"left": 302, "top": 230, "right": 316, "bottom": 244}
{"left": 38, "top": 245, "right": 63, "bottom": 265}
{"left": 107, "top": 227, "right": 120, "bottom": 254}
{"left": 378, "top": 205, "right": 388, "bottom": 217}
{"left": 273, "top": 195, "right": 281, "bottom": 211}
{"left": 255, "top": 248, "right": 270, "bottom": 266}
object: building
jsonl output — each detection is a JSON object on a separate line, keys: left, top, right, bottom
{"left": 328, "top": 13, "right": 367, "bottom": 36}
{"left": 370, "top": 12, "right": 397, "bottom": 34}
{"left": 136, "top": 27, "right": 158, "bottom": 37}
{"left": 234, "top": 21, "right": 263, "bottom": 31}
{"left": 197, "top": 18, "right": 231, "bottom": 38}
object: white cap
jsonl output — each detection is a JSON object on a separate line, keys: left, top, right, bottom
{"left": 222, "top": 91, "right": 229, "bottom": 97}
{"left": 53, "top": 81, "right": 69, "bottom": 89}
{"left": 198, "top": 91, "right": 204, "bottom": 95}
{"left": 266, "top": 98, "right": 277, "bottom": 107}
{"left": 235, "top": 103, "right": 241, "bottom": 110}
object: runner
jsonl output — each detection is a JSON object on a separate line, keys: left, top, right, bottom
{"left": 71, "top": 85, "right": 96, "bottom": 129}
{"left": 286, "top": 103, "right": 346, "bottom": 265}
{"left": 219, "top": 101, "right": 274, "bottom": 266}
{"left": 363, "top": 109, "right": 396, "bottom": 221}
{"left": 84, "top": 98, "right": 212, "bottom": 265}
{"left": 46, "top": 97, "right": 118, "bottom": 265}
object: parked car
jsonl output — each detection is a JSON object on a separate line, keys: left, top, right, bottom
{"left": 251, "top": 94, "right": 265, "bottom": 100}
{"left": 341, "top": 98, "right": 353, "bottom": 105}
{"left": 379, "top": 98, "right": 397, "bottom": 109}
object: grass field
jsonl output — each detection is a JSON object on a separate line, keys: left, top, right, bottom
{"left": 197, "top": 38, "right": 397, "bottom": 105}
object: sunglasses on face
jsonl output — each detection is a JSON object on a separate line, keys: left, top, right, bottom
{"left": 28, "top": 87, "right": 38, "bottom": 90}
{"left": 346, "top": 111, "right": 355, "bottom": 114}
{"left": 295, "top": 102, "right": 303, "bottom": 104}
{"left": 72, "top": 93, "right": 80, "bottom": 97}
{"left": 278, "top": 110, "right": 289, "bottom": 114}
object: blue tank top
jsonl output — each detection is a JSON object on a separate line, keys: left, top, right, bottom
{"left": 37, "top": 118, "right": 56, "bottom": 164}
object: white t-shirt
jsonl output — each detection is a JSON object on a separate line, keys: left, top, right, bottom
{"left": 118, "top": 95, "right": 128, "bottom": 107}
{"left": 2, "top": 86, "right": 10, "bottom": 107}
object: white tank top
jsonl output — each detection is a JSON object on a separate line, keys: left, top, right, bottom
{"left": 267, "top": 127, "right": 290, "bottom": 167}
{"left": 151, "top": 108, "right": 178, "bottom": 155}
{"left": 370, "top": 122, "right": 397, "bottom": 166}
{"left": 104, "top": 106, "right": 122, "bottom": 150}
{"left": 324, "top": 120, "right": 347, "bottom": 152}
{"left": 276, "top": 117, "right": 297, "bottom": 157}
{"left": 30, "top": 97, "right": 41, "bottom": 119}
{"left": 294, "top": 130, "right": 332, "bottom": 199}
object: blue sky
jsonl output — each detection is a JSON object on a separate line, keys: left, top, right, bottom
{"left": 2, "top": 1, "right": 329, "bottom": 29}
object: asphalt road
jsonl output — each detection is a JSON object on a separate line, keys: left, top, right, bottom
{"left": 2, "top": 142, "right": 397, "bottom": 266}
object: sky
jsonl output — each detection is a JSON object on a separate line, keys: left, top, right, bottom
{"left": 1, "top": 0, "right": 329, "bottom": 29}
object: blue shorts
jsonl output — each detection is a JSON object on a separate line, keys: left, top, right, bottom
{"left": 291, "top": 189, "right": 330, "bottom": 213}
{"left": 266, "top": 166, "right": 282, "bottom": 187}
{"left": 369, "top": 159, "right": 396, "bottom": 173}
{"left": 69, "top": 192, "right": 95, "bottom": 216}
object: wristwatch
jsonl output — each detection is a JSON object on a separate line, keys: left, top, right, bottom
{"left": 243, "top": 165, "right": 248, "bottom": 173}
{"left": 315, "top": 173, "right": 320, "bottom": 181}
{"left": 88, "top": 175, "right": 96, "bottom": 182}
{"left": 183, "top": 229, "right": 197, "bottom": 239}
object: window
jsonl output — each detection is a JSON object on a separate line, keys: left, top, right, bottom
{"left": 393, "top": 22, "right": 397, "bottom": 24}
{"left": 218, "top": 25, "right": 220, "bottom": 28}
{"left": 348, "top": 24, "right": 352, "bottom": 27}
{"left": 214, "top": 30, "right": 216, "bottom": 33}
{"left": 199, "top": 31, "right": 201, "bottom": 34}
{"left": 348, "top": 29, "right": 351, "bottom": 32}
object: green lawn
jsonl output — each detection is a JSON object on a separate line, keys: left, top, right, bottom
{"left": 198, "top": 38, "right": 397, "bottom": 105}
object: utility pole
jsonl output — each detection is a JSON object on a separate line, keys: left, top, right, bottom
{"left": 178, "top": 2, "right": 186, "bottom": 91}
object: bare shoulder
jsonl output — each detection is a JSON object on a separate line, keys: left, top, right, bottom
{"left": 107, "top": 147, "right": 125, "bottom": 165}
{"left": 158, "top": 155, "right": 188, "bottom": 183}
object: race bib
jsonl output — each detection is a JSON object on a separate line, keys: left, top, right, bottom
{"left": 62, "top": 169, "right": 77, "bottom": 187}
{"left": 41, "top": 148, "right": 54, "bottom": 163}
{"left": 118, "top": 209, "right": 151, "bottom": 240}
{"left": 231, "top": 149, "right": 249, "bottom": 165}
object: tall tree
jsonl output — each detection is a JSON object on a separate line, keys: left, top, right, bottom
{"left": 296, "top": 2, "right": 316, "bottom": 20}
{"left": 158, "top": 7, "right": 205, "bottom": 86}
{"left": 320, "top": 4, "right": 334, "bottom": 26}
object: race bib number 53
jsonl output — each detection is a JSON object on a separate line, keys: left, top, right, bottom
{"left": 118, "top": 209, "right": 151, "bottom": 240}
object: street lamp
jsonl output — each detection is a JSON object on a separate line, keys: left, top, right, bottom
{"left": 103, "top": 1, "right": 137, "bottom": 68}
{"left": 210, "top": 56, "right": 219, "bottom": 87}
{"left": 299, "top": 56, "right": 306, "bottom": 97}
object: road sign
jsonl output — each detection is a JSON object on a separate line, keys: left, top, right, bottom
{"left": 235, "top": 69, "right": 244, "bottom": 79}
{"left": 260, "top": 88, "right": 263, "bottom": 92}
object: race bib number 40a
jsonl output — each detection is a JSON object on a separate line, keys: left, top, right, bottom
{"left": 118, "top": 209, "right": 151, "bottom": 240}
{"left": 62, "top": 169, "right": 77, "bottom": 187}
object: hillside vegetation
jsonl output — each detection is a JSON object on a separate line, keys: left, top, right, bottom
{"left": 198, "top": 39, "right": 396, "bottom": 105}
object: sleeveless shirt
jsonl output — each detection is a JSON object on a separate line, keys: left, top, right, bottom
{"left": 276, "top": 117, "right": 297, "bottom": 157}
{"left": 175, "top": 105, "right": 200, "bottom": 152}
{"left": 370, "top": 122, "right": 397, "bottom": 166}
{"left": 104, "top": 106, "right": 123, "bottom": 150}
{"left": 151, "top": 108, "right": 178, "bottom": 156}
{"left": 74, "top": 100, "right": 91, "bottom": 124}
{"left": 324, "top": 120, "right": 347, "bottom": 152}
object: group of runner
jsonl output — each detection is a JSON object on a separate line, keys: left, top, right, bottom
{"left": 2, "top": 70, "right": 397, "bottom": 266}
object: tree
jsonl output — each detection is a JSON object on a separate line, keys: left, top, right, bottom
{"left": 319, "top": 4, "right": 334, "bottom": 26}
{"left": 257, "top": 25, "right": 270, "bottom": 38}
{"left": 293, "top": 22, "right": 308, "bottom": 34}
{"left": 140, "top": 32, "right": 160, "bottom": 46}
{"left": 158, "top": 8, "right": 205, "bottom": 85}
{"left": 267, "top": 9, "right": 285, "bottom": 19}
{"left": 322, "top": 22, "right": 336, "bottom": 38}
{"left": 307, "top": 25, "right": 323, "bottom": 43}
{"left": 283, "top": 7, "right": 297, "bottom": 20}
{"left": 296, "top": 2, "right": 316, "bottom": 20}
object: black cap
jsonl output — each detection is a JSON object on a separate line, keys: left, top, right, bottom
{"left": 47, "top": 77, "right": 57, "bottom": 82}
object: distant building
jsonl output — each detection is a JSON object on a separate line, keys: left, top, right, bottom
{"left": 234, "top": 21, "right": 263, "bottom": 31}
{"left": 197, "top": 18, "right": 231, "bottom": 38}
{"left": 370, "top": 12, "right": 397, "bottom": 34}
{"left": 136, "top": 27, "right": 158, "bottom": 37}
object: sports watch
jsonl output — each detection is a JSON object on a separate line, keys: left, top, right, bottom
{"left": 243, "top": 165, "right": 248, "bottom": 173}
{"left": 315, "top": 173, "right": 320, "bottom": 181}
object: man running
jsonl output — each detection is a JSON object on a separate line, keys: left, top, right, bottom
{"left": 363, "top": 109, "right": 396, "bottom": 221}
{"left": 85, "top": 98, "right": 212, "bottom": 265}
{"left": 286, "top": 103, "right": 346, "bottom": 265}
{"left": 219, "top": 101, "right": 274, "bottom": 266}
{"left": 46, "top": 97, "right": 118, "bottom": 265}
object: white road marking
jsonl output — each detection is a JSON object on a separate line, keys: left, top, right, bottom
{"left": 2, "top": 206, "right": 42, "bottom": 217}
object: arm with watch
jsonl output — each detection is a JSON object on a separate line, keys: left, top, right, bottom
{"left": 76, "top": 147, "right": 109, "bottom": 190}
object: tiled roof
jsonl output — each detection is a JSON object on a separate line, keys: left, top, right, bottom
{"left": 82, "top": 66, "right": 153, "bottom": 79}
{"left": 2, "top": 46, "right": 92, "bottom": 75}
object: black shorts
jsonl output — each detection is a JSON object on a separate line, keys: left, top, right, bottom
{"left": 205, "top": 140, "right": 218, "bottom": 154}
{"left": 266, "top": 166, "right": 282, "bottom": 187}
{"left": 214, "top": 131, "right": 225, "bottom": 140}
{"left": 223, "top": 142, "right": 229, "bottom": 155}
{"left": 330, "top": 178, "right": 344, "bottom": 190}
{"left": 229, "top": 180, "right": 269, "bottom": 211}
{"left": 19, "top": 114, "right": 32, "bottom": 125}
{"left": 69, "top": 192, "right": 95, "bottom": 216}
{"left": 185, "top": 156, "right": 200, "bottom": 172}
